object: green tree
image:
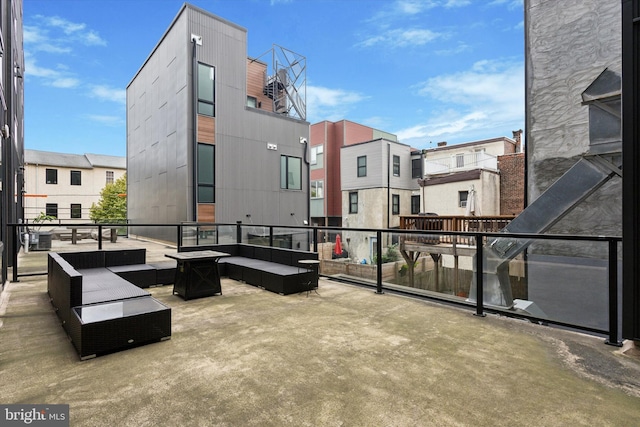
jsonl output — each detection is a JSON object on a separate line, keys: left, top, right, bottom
{"left": 89, "top": 174, "right": 127, "bottom": 222}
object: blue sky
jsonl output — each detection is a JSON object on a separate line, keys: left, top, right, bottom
{"left": 24, "top": 0, "right": 524, "bottom": 157}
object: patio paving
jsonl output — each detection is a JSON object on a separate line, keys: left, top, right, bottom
{"left": 1, "top": 237, "right": 640, "bottom": 426}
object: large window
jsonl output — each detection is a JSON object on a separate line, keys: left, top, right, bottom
{"left": 280, "top": 155, "right": 302, "bottom": 190}
{"left": 357, "top": 156, "right": 367, "bottom": 177}
{"left": 197, "top": 143, "right": 215, "bottom": 203}
{"left": 70, "top": 170, "right": 81, "bottom": 186}
{"left": 46, "top": 203, "right": 58, "bottom": 218}
{"left": 311, "top": 145, "right": 323, "bottom": 165}
{"left": 311, "top": 180, "right": 324, "bottom": 198}
{"left": 349, "top": 192, "right": 358, "bottom": 214}
{"left": 198, "top": 63, "right": 215, "bottom": 117}
{"left": 46, "top": 168, "right": 57, "bottom": 184}
{"left": 411, "top": 195, "right": 420, "bottom": 214}
{"left": 392, "top": 194, "right": 400, "bottom": 215}
{"left": 71, "top": 204, "right": 82, "bottom": 219}
{"left": 393, "top": 155, "right": 400, "bottom": 176}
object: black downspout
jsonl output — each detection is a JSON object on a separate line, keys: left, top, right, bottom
{"left": 387, "top": 143, "right": 390, "bottom": 230}
{"left": 191, "top": 39, "right": 198, "bottom": 222}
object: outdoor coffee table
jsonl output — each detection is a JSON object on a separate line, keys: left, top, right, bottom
{"left": 165, "top": 251, "right": 229, "bottom": 300}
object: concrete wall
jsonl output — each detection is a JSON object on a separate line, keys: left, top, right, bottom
{"left": 526, "top": 0, "right": 622, "bottom": 237}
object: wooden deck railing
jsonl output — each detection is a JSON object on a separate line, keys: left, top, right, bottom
{"left": 399, "top": 215, "right": 516, "bottom": 246}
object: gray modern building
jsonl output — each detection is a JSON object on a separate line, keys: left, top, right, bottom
{"left": 126, "top": 3, "right": 310, "bottom": 242}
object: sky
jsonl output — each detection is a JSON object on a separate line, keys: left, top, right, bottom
{"left": 24, "top": 0, "right": 524, "bottom": 157}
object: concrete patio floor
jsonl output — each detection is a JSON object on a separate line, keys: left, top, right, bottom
{"left": 1, "top": 237, "right": 640, "bottom": 426}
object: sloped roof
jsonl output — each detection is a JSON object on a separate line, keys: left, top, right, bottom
{"left": 24, "top": 149, "right": 125, "bottom": 169}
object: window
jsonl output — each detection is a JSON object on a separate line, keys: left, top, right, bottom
{"left": 71, "top": 204, "right": 82, "bottom": 219}
{"left": 197, "top": 143, "right": 215, "bottom": 203}
{"left": 46, "top": 168, "right": 57, "bottom": 184}
{"left": 459, "top": 191, "right": 468, "bottom": 208}
{"left": 106, "top": 170, "right": 114, "bottom": 185}
{"left": 393, "top": 155, "right": 400, "bottom": 176}
{"left": 198, "top": 63, "right": 215, "bottom": 116}
{"left": 246, "top": 96, "right": 257, "bottom": 108}
{"left": 357, "top": 156, "right": 367, "bottom": 177}
{"left": 411, "top": 195, "right": 420, "bottom": 214}
{"left": 46, "top": 203, "right": 58, "bottom": 218}
{"left": 70, "top": 170, "right": 81, "bottom": 186}
{"left": 349, "top": 192, "right": 358, "bottom": 214}
{"left": 392, "top": 194, "right": 400, "bottom": 215}
{"left": 456, "top": 153, "right": 465, "bottom": 168}
{"left": 412, "top": 158, "right": 422, "bottom": 179}
{"left": 280, "top": 155, "right": 302, "bottom": 190}
{"left": 311, "top": 180, "right": 324, "bottom": 198}
{"left": 311, "top": 145, "right": 323, "bottom": 165}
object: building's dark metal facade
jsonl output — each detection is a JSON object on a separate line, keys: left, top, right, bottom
{"left": 0, "top": 0, "right": 24, "bottom": 288}
{"left": 622, "top": 0, "right": 640, "bottom": 341}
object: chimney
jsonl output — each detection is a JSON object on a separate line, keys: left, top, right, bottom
{"left": 512, "top": 129, "right": 523, "bottom": 153}
{"left": 437, "top": 141, "right": 447, "bottom": 147}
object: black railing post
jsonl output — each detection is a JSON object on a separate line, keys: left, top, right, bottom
{"left": 12, "top": 225, "right": 19, "bottom": 282}
{"left": 177, "top": 225, "right": 182, "bottom": 251}
{"left": 236, "top": 221, "right": 242, "bottom": 244}
{"left": 313, "top": 227, "right": 318, "bottom": 253}
{"left": 474, "top": 233, "right": 485, "bottom": 317}
{"left": 376, "top": 230, "right": 384, "bottom": 294}
{"left": 98, "top": 225, "right": 103, "bottom": 250}
{"left": 269, "top": 226, "right": 274, "bottom": 247}
{"left": 606, "top": 238, "right": 623, "bottom": 346}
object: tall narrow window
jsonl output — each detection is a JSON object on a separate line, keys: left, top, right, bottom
{"left": 70, "top": 170, "right": 81, "bottom": 186}
{"left": 349, "top": 192, "right": 358, "bottom": 214}
{"left": 197, "top": 143, "right": 215, "bottom": 203}
{"left": 412, "top": 158, "right": 422, "bottom": 179}
{"left": 46, "top": 168, "right": 57, "bottom": 184}
{"left": 357, "top": 156, "right": 367, "bottom": 177}
{"left": 280, "top": 155, "right": 302, "bottom": 190}
{"left": 71, "top": 204, "right": 82, "bottom": 219}
{"left": 411, "top": 195, "right": 420, "bottom": 214}
{"left": 393, "top": 155, "right": 400, "bottom": 176}
{"left": 106, "top": 170, "right": 114, "bottom": 185}
{"left": 198, "top": 63, "right": 215, "bottom": 116}
{"left": 392, "top": 194, "right": 400, "bottom": 214}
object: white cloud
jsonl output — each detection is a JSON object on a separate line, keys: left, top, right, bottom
{"left": 396, "top": 59, "right": 524, "bottom": 146}
{"left": 89, "top": 85, "right": 126, "bottom": 105}
{"left": 444, "top": 0, "right": 471, "bottom": 7}
{"left": 37, "top": 15, "right": 107, "bottom": 46}
{"left": 85, "top": 114, "right": 124, "bottom": 126}
{"left": 357, "top": 27, "right": 443, "bottom": 48}
{"left": 306, "top": 85, "right": 368, "bottom": 123}
{"left": 24, "top": 55, "right": 80, "bottom": 88}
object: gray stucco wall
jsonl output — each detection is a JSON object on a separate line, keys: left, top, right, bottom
{"left": 526, "top": 0, "right": 622, "bottom": 238}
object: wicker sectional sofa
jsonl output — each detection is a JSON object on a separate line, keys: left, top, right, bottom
{"left": 179, "top": 244, "right": 318, "bottom": 295}
{"left": 47, "top": 249, "right": 172, "bottom": 360}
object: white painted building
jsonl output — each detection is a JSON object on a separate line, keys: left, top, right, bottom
{"left": 421, "top": 137, "right": 520, "bottom": 216}
{"left": 23, "top": 149, "right": 126, "bottom": 221}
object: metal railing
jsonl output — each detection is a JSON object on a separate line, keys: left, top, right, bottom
{"left": 7, "top": 221, "right": 623, "bottom": 346}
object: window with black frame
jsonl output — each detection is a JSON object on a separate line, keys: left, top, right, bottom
{"left": 198, "top": 63, "right": 215, "bottom": 117}
{"left": 197, "top": 143, "right": 215, "bottom": 203}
